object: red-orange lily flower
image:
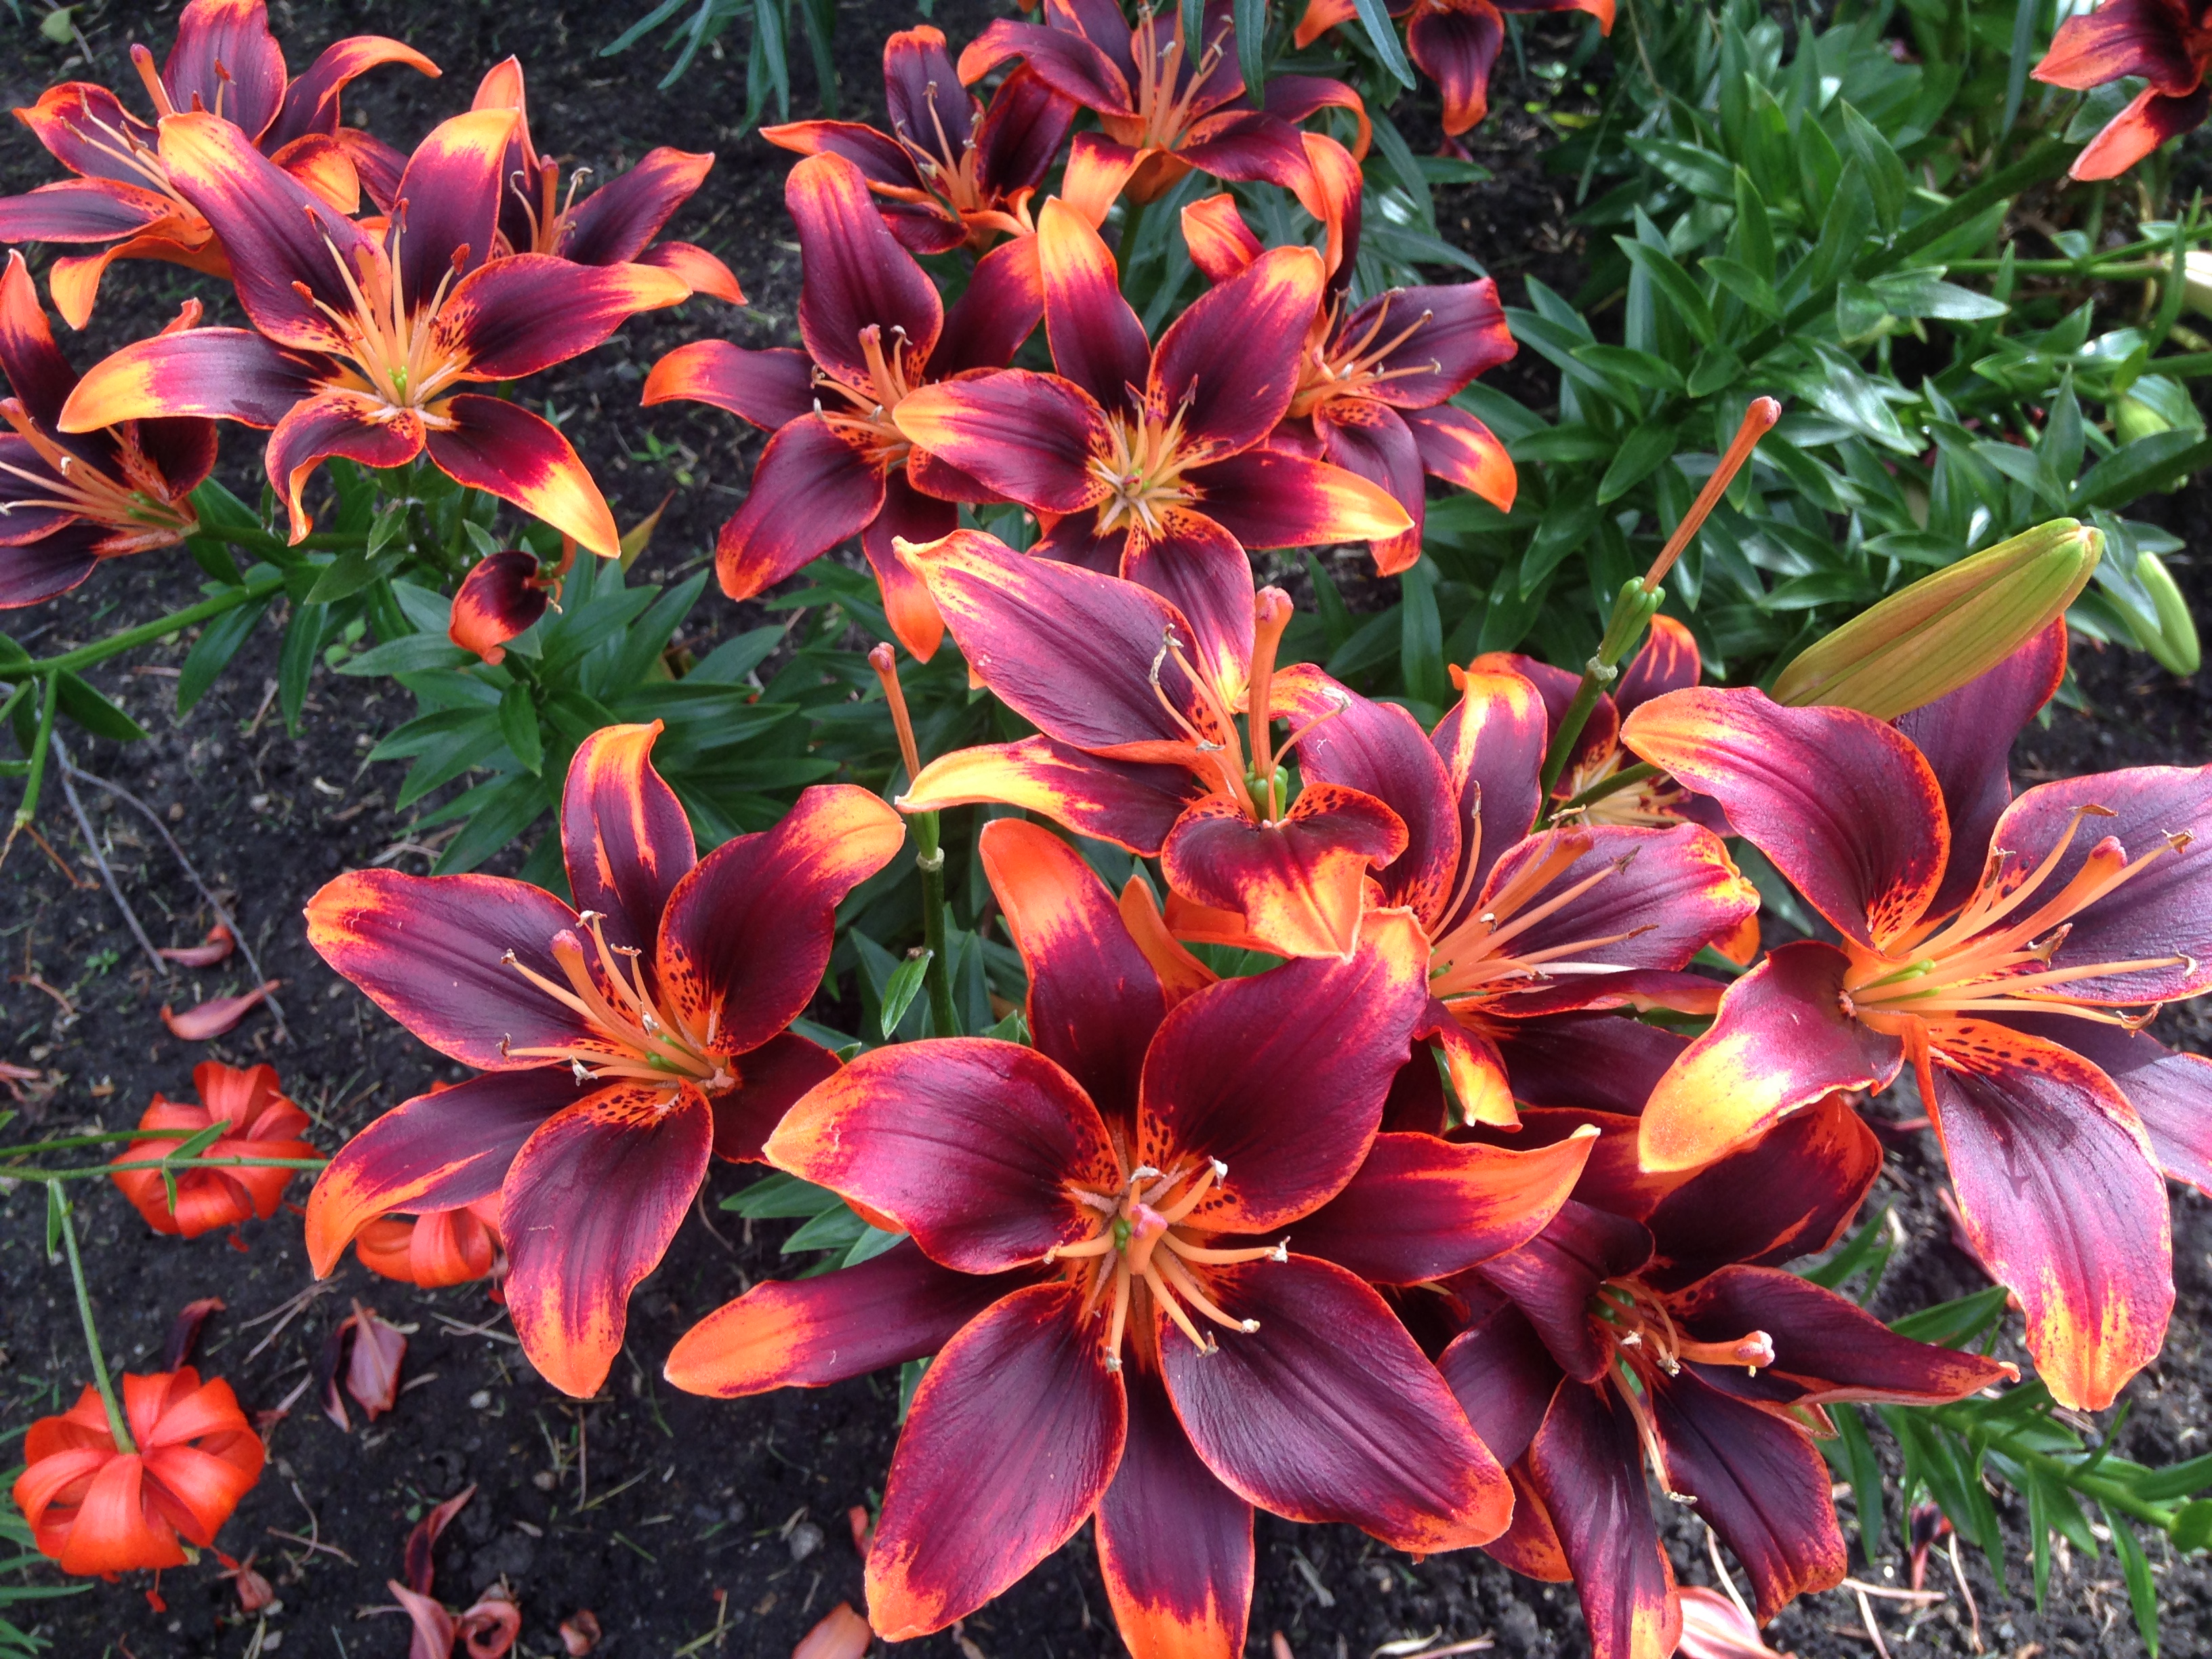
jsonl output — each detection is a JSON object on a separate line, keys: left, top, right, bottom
{"left": 668, "top": 827, "right": 1552, "bottom": 1652}
{"left": 962, "top": 0, "right": 1369, "bottom": 203}
{"left": 13, "top": 1369, "right": 264, "bottom": 1576}
{"left": 1435, "top": 1102, "right": 2009, "bottom": 1659}
{"left": 0, "top": 251, "right": 213, "bottom": 607}
{"left": 1179, "top": 140, "right": 1518, "bottom": 575}
{"left": 354, "top": 1195, "right": 504, "bottom": 1289}
{"left": 642, "top": 150, "right": 1042, "bottom": 659}
{"left": 302, "top": 722, "right": 903, "bottom": 1397}
{"left": 0, "top": 0, "right": 436, "bottom": 327}
{"left": 469, "top": 57, "right": 742, "bottom": 301}
{"left": 892, "top": 199, "right": 1410, "bottom": 654}
{"left": 1292, "top": 0, "right": 1612, "bottom": 136}
{"left": 763, "top": 25, "right": 1078, "bottom": 253}
{"left": 112, "top": 1061, "right": 316, "bottom": 1239}
{"left": 2034, "top": 0, "right": 2212, "bottom": 178}
{"left": 901, "top": 532, "right": 1413, "bottom": 961}
{"left": 1622, "top": 623, "right": 2212, "bottom": 1410}
{"left": 58, "top": 108, "right": 689, "bottom": 557}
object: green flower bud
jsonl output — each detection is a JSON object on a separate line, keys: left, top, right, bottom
{"left": 2134, "top": 552, "right": 2200, "bottom": 676}
{"left": 1771, "top": 519, "right": 2102, "bottom": 720}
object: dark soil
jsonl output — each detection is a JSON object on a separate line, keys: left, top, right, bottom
{"left": 2, "top": 5, "right": 2211, "bottom": 1659}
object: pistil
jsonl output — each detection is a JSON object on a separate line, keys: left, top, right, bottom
{"left": 815, "top": 325, "right": 919, "bottom": 466}
{"left": 1090, "top": 403, "right": 1197, "bottom": 537}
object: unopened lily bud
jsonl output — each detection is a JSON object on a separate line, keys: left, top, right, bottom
{"left": 1770, "top": 519, "right": 2101, "bottom": 720}
{"left": 2179, "top": 248, "right": 2212, "bottom": 319}
{"left": 2133, "top": 552, "right": 2200, "bottom": 675}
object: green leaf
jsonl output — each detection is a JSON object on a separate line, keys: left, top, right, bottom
{"left": 1598, "top": 422, "right": 1678, "bottom": 504}
{"left": 686, "top": 624, "right": 786, "bottom": 684}
{"left": 1730, "top": 167, "right": 1776, "bottom": 280}
{"left": 1703, "top": 256, "right": 1781, "bottom": 320}
{"left": 1835, "top": 1405, "right": 1886, "bottom": 1555}
{"left": 2171, "top": 1498, "right": 2212, "bottom": 1552}
{"left": 499, "top": 681, "right": 544, "bottom": 775}
{"left": 1629, "top": 138, "right": 1736, "bottom": 201}
{"left": 1795, "top": 157, "right": 1874, "bottom": 298}
{"left": 1234, "top": 0, "right": 1266, "bottom": 106}
{"left": 1891, "top": 1285, "right": 2012, "bottom": 1348}
{"left": 1614, "top": 240, "right": 1715, "bottom": 345}
{"left": 1303, "top": 552, "right": 1355, "bottom": 651}
{"left": 2105, "top": 1505, "right": 2160, "bottom": 1656}
{"left": 277, "top": 600, "right": 329, "bottom": 735}
{"left": 55, "top": 671, "right": 146, "bottom": 743}
{"left": 2139, "top": 1455, "right": 2212, "bottom": 1502}
{"left": 880, "top": 949, "right": 933, "bottom": 1038}
{"left": 178, "top": 598, "right": 270, "bottom": 714}
{"left": 340, "top": 634, "right": 473, "bottom": 676}
{"left": 2074, "top": 432, "right": 2212, "bottom": 511}
{"left": 1798, "top": 1201, "right": 1891, "bottom": 1296}
{"left": 1867, "top": 269, "right": 2009, "bottom": 321}
{"left": 1349, "top": 0, "right": 1417, "bottom": 87}
{"left": 1400, "top": 559, "right": 1446, "bottom": 708}
{"left": 722, "top": 1170, "right": 843, "bottom": 1217}
{"left": 432, "top": 773, "right": 549, "bottom": 873}
{"left": 1573, "top": 344, "right": 1684, "bottom": 393}
{"left": 783, "top": 1204, "right": 867, "bottom": 1254}
{"left": 1835, "top": 100, "right": 1906, "bottom": 234}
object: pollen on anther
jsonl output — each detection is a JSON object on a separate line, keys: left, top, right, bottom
{"left": 1210, "top": 1158, "right": 1228, "bottom": 1179}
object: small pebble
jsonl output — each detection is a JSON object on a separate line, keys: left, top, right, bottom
{"left": 533, "top": 1471, "right": 558, "bottom": 1490}
{"left": 787, "top": 1521, "right": 825, "bottom": 1562}
{"left": 469, "top": 1390, "right": 492, "bottom": 1409}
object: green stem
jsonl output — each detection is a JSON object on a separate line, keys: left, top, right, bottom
{"left": 1537, "top": 673, "right": 1612, "bottom": 805}
{"left": 7, "top": 1154, "right": 329, "bottom": 1182}
{"left": 912, "top": 810, "right": 960, "bottom": 1038}
{"left": 1536, "top": 580, "right": 1662, "bottom": 811}
{"left": 1938, "top": 1404, "right": 2177, "bottom": 1532}
{"left": 0, "top": 1127, "right": 209, "bottom": 1157}
{"left": 27, "top": 565, "right": 284, "bottom": 677}
{"left": 13, "top": 674, "right": 59, "bottom": 830}
{"left": 53, "top": 1187, "right": 134, "bottom": 1452}
{"left": 1558, "top": 760, "right": 1661, "bottom": 816}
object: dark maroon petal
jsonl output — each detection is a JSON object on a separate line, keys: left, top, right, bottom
{"left": 1477, "top": 1200, "right": 1653, "bottom": 1382}
{"left": 1895, "top": 619, "right": 2066, "bottom": 920}
{"left": 0, "top": 251, "right": 81, "bottom": 431}
{"left": 708, "top": 1032, "right": 842, "bottom": 1162}
{"left": 0, "top": 178, "right": 176, "bottom": 245}
{"left": 1176, "top": 112, "right": 1313, "bottom": 193}
{"left": 867, "top": 1282, "right": 1126, "bottom": 1639}
{"left": 556, "top": 147, "right": 714, "bottom": 266}
{"left": 1981, "top": 764, "right": 2212, "bottom": 1004}
{"left": 884, "top": 24, "right": 974, "bottom": 150}
{"left": 1162, "top": 1254, "right": 1511, "bottom": 1551}
{"left": 425, "top": 394, "right": 622, "bottom": 559}
{"left": 1613, "top": 612, "right": 1702, "bottom": 716}
{"left": 656, "top": 783, "right": 904, "bottom": 1057}
{"left": 788, "top": 151, "right": 943, "bottom": 385}
{"left": 1137, "top": 914, "right": 1431, "bottom": 1232}
{"left": 1471, "top": 821, "right": 1759, "bottom": 975}
{"left": 899, "top": 736, "right": 1204, "bottom": 855}
{"left": 1431, "top": 667, "right": 1551, "bottom": 920}
{"left": 0, "top": 528, "right": 101, "bottom": 609}
{"left": 303, "top": 1069, "right": 581, "bottom": 1276}
{"left": 561, "top": 722, "right": 695, "bottom": 966}
{"left": 664, "top": 1240, "right": 1024, "bottom": 1395}
{"left": 1150, "top": 245, "right": 1324, "bottom": 456}
{"left": 1038, "top": 196, "right": 1153, "bottom": 411}
{"left": 264, "top": 390, "right": 424, "bottom": 539}
{"left": 163, "top": 0, "right": 287, "bottom": 140}
{"left": 760, "top": 118, "right": 927, "bottom": 191}
{"left": 302, "top": 868, "right": 596, "bottom": 1070}
{"left": 1437, "top": 1299, "right": 1566, "bottom": 1468}
{"left": 503, "top": 1083, "right": 714, "bottom": 1397}
{"left": 975, "top": 65, "right": 1079, "bottom": 194}
{"left": 440, "top": 255, "right": 688, "bottom": 382}
{"left": 1096, "top": 1364, "right": 1254, "bottom": 1659}
{"left": 1641, "top": 1093, "right": 1882, "bottom": 1291}
{"left": 1492, "top": 1010, "right": 1689, "bottom": 1113}
{"left": 1352, "top": 280, "right": 1517, "bottom": 408}
{"left": 265, "top": 33, "right": 438, "bottom": 150}
{"left": 58, "top": 327, "right": 324, "bottom": 431}
{"left": 934, "top": 236, "right": 1045, "bottom": 375}
{"left": 2036, "top": 0, "right": 2204, "bottom": 91}
{"left": 715, "top": 416, "right": 886, "bottom": 600}
{"left": 1315, "top": 398, "right": 1424, "bottom": 571}
{"left": 386, "top": 108, "right": 517, "bottom": 306}
{"left": 642, "top": 342, "right": 816, "bottom": 430}
{"left": 1275, "top": 665, "right": 1460, "bottom": 925}
{"left": 1406, "top": 0, "right": 1506, "bottom": 136}
{"left": 958, "top": 18, "right": 1133, "bottom": 117}
{"left": 861, "top": 468, "right": 954, "bottom": 661}
{"left": 890, "top": 369, "right": 1110, "bottom": 514}
{"left": 1186, "top": 447, "right": 1411, "bottom": 550}
{"left": 15, "top": 83, "right": 159, "bottom": 187}
{"left": 448, "top": 550, "right": 548, "bottom": 663}
{"left": 2008, "top": 1013, "right": 2212, "bottom": 1194}
{"left": 1120, "top": 510, "right": 1256, "bottom": 699}
{"left": 979, "top": 818, "right": 1166, "bottom": 1130}
{"left": 1292, "top": 1130, "right": 1594, "bottom": 1285}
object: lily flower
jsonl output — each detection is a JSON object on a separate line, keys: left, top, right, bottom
{"left": 0, "top": 0, "right": 437, "bottom": 326}
{"left": 1292, "top": 0, "right": 1613, "bottom": 138}
{"left": 469, "top": 57, "right": 742, "bottom": 301}
{"left": 1435, "top": 1103, "right": 2011, "bottom": 1659}
{"left": 642, "top": 150, "right": 1042, "bottom": 660}
{"left": 668, "top": 822, "right": 1565, "bottom": 1651}
{"left": 901, "top": 531, "right": 1412, "bottom": 960}
{"left": 2034, "top": 0, "right": 2212, "bottom": 179}
{"left": 58, "top": 108, "right": 689, "bottom": 558}
{"left": 449, "top": 548, "right": 564, "bottom": 665}
{"left": 959, "top": 0, "right": 1369, "bottom": 204}
{"left": 301, "top": 722, "right": 903, "bottom": 1397}
{"left": 892, "top": 197, "right": 1410, "bottom": 644}
{"left": 1621, "top": 622, "right": 2212, "bottom": 1409}
{"left": 112, "top": 1061, "right": 316, "bottom": 1240}
{"left": 1178, "top": 141, "right": 1518, "bottom": 575}
{"left": 1265, "top": 657, "right": 1757, "bottom": 1126}
{"left": 353, "top": 1196, "right": 504, "bottom": 1289}
{"left": 13, "top": 1368, "right": 265, "bottom": 1576}
{"left": 762, "top": 25, "right": 1078, "bottom": 253}
{"left": 0, "top": 251, "right": 213, "bottom": 607}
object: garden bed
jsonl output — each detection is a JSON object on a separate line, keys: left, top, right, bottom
{"left": 3, "top": 2, "right": 2211, "bottom": 1656}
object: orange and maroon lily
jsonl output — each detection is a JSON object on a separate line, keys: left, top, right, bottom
{"left": 892, "top": 199, "right": 1410, "bottom": 646}
{"left": 960, "top": 0, "right": 1369, "bottom": 205}
{"left": 2034, "top": 0, "right": 2212, "bottom": 178}
{"left": 1433, "top": 1102, "right": 2010, "bottom": 1659}
{"left": 448, "top": 547, "right": 566, "bottom": 665}
{"left": 642, "top": 150, "right": 1043, "bottom": 660}
{"left": 1178, "top": 145, "right": 1517, "bottom": 575}
{"left": 0, "top": 0, "right": 436, "bottom": 327}
{"left": 1622, "top": 623, "right": 2212, "bottom": 1409}
{"left": 1292, "top": 0, "right": 1612, "bottom": 137}
{"left": 901, "top": 532, "right": 1412, "bottom": 960}
{"left": 302, "top": 722, "right": 902, "bottom": 1397}
{"left": 668, "top": 823, "right": 1553, "bottom": 1652}
{"left": 1266, "top": 658, "right": 1757, "bottom": 1127}
{"left": 763, "top": 25, "right": 1078, "bottom": 253}
{"left": 0, "top": 251, "right": 213, "bottom": 607}
{"left": 112, "top": 1061, "right": 316, "bottom": 1240}
{"left": 57, "top": 108, "right": 689, "bottom": 558}
{"left": 13, "top": 1368, "right": 265, "bottom": 1576}
{"left": 470, "top": 57, "right": 742, "bottom": 301}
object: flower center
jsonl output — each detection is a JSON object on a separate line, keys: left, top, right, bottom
{"left": 1119, "top": 4, "right": 1230, "bottom": 152}
{"left": 1427, "top": 830, "right": 1653, "bottom": 1002}
{"left": 1558, "top": 745, "right": 1692, "bottom": 827}
{"left": 1592, "top": 1273, "right": 1774, "bottom": 1503}
{"left": 0, "top": 398, "right": 197, "bottom": 541}
{"left": 290, "top": 218, "right": 474, "bottom": 422}
{"left": 1046, "top": 1157, "right": 1286, "bottom": 1372}
{"left": 1287, "top": 293, "right": 1440, "bottom": 420}
{"left": 815, "top": 325, "right": 922, "bottom": 468}
{"left": 1840, "top": 803, "right": 2193, "bottom": 1032}
{"left": 499, "top": 909, "right": 737, "bottom": 1101}
{"left": 1090, "top": 404, "right": 1198, "bottom": 538}
{"left": 506, "top": 157, "right": 593, "bottom": 256}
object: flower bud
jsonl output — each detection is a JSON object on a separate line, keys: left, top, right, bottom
{"left": 2132, "top": 551, "right": 2200, "bottom": 676}
{"left": 1770, "top": 519, "right": 2101, "bottom": 720}
{"left": 2180, "top": 249, "right": 2212, "bottom": 319}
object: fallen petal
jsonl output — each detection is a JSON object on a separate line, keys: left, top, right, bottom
{"left": 457, "top": 1582, "right": 521, "bottom": 1659}
{"left": 1676, "top": 1585, "right": 1795, "bottom": 1658}
{"left": 159, "top": 923, "right": 236, "bottom": 966}
{"left": 405, "top": 1483, "right": 477, "bottom": 1595}
{"left": 558, "top": 1609, "right": 602, "bottom": 1656}
{"left": 161, "top": 1298, "right": 225, "bottom": 1372}
{"left": 161, "top": 980, "right": 280, "bottom": 1039}
{"left": 792, "top": 1602, "right": 874, "bottom": 1659}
